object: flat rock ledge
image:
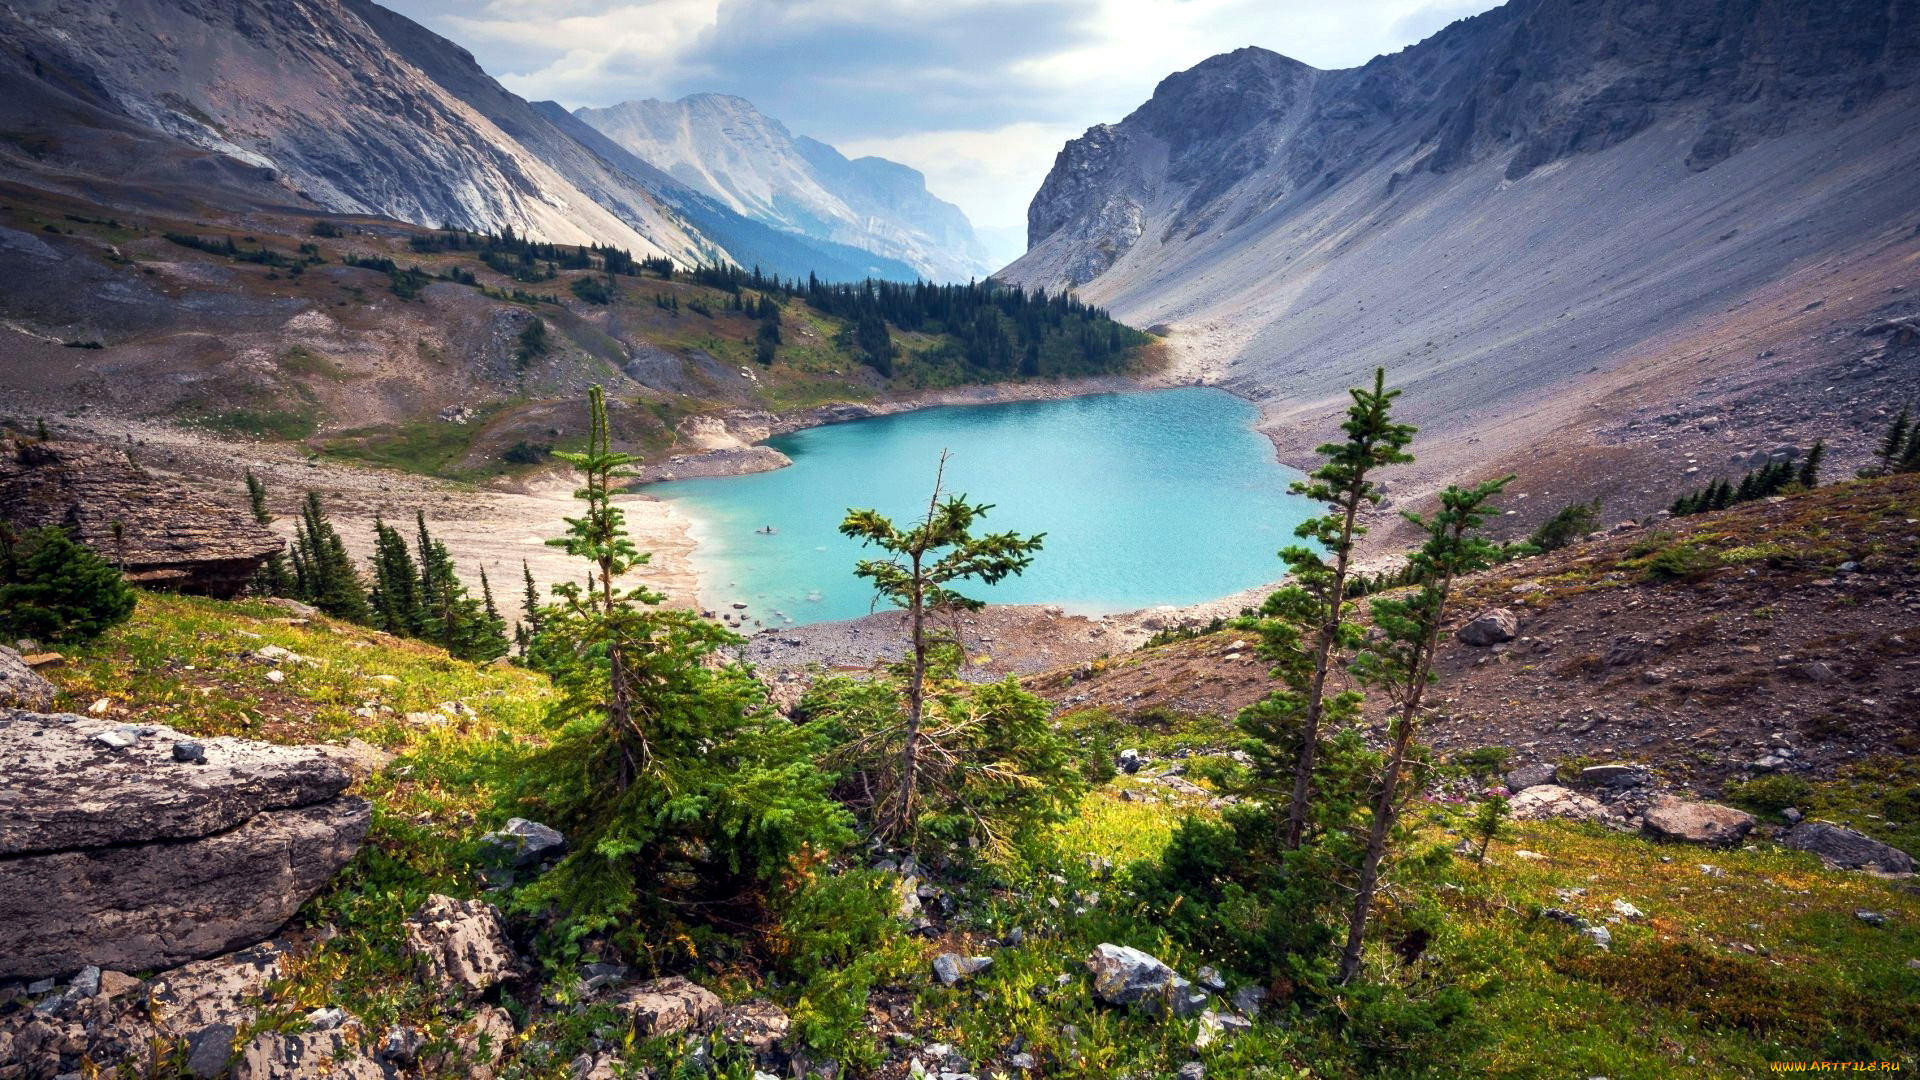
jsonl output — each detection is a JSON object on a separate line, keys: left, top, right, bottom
{"left": 0, "top": 709, "right": 369, "bottom": 980}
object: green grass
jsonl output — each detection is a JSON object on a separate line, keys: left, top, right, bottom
{"left": 43, "top": 594, "right": 1920, "bottom": 1078}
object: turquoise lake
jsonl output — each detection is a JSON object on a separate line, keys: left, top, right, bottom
{"left": 646, "top": 387, "right": 1314, "bottom": 626}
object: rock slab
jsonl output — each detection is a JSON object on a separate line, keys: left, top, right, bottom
{"left": 0, "top": 710, "right": 369, "bottom": 980}
{"left": 611, "top": 976, "right": 722, "bottom": 1037}
{"left": 1781, "top": 822, "right": 1914, "bottom": 873}
{"left": 1641, "top": 795, "right": 1755, "bottom": 848}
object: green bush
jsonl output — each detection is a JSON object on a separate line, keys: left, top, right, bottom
{"left": 0, "top": 525, "right": 137, "bottom": 643}
{"left": 1450, "top": 745, "right": 1513, "bottom": 779}
{"left": 1726, "top": 773, "right": 1812, "bottom": 816}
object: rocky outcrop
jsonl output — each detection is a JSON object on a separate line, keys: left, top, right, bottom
{"left": 0, "top": 646, "right": 55, "bottom": 710}
{"left": 478, "top": 818, "right": 566, "bottom": 868}
{"left": 1640, "top": 795, "right": 1755, "bottom": 847}
{"left": 1507, "top": 784, "right": 1609, "bottom": 824}
{"left": 609, "top": 976, "right": 722, "bottom": 1038}
{"left": 0, "top": 941, "right": 289, "bottom": 1079}
{"left": 0, "top": 710, "right": 368, "bottom": 980}
{"left": 404, "top": 896, "right": 519, "bottom": 1000}
{"left": 1781, "top": 822, "right": 1914, "bottom": 873}
{"left": 0, "top": 440, "right": 280, "bottom": 598}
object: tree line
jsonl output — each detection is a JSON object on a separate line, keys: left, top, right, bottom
{"left": 244, "top": 473, "right": 509, "bottom": 663}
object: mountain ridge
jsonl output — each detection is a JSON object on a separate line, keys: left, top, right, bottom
{"left": 999, "top": 0, "right": 1920, "bottom": 529}
{"left": 576, "top": 93, "right": 993, "bottom": 282}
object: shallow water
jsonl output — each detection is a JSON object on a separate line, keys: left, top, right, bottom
{"left": 647, "top": 386, "right": 1316, "bottom": 626}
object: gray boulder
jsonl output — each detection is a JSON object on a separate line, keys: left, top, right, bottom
{"left": 1456, "top": 608, "right": 1519, "bottom": 646}
{"left": 1781, "top": 822, "right": 1914, "bottom": 873}
{"left": 479, "top": 818, "right": 566, "bottom": 867}
{"left": 404, "top": 895, "right": 518, "bottom": 1000}
{"left": 1504, "top": 763, "right": 1557, "bottom": 792}
{"left": 1085, "top": 943, "right": 1208, "bottom": 1018}
{"left": 610, "top": 976, "right": 722, "bottom": 1037}
{"left": 0, "top": 710, "right": 368, "bottom": 980}
{"left": 933, "top": 953, "right": 993, "bottom": 985}
{"left": 0, "top": 647, "right": 54, "bottom": 711}
{"left": 1641, "top": 794, "right": 1755, "bottom": 848}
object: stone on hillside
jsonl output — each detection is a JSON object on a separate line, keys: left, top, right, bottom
{"left": 933, "top": 953, "right": 993, "bottom": 985}
{"left": 404, "top": 895, "right": 518, "bottom": 999}
{"left": 1086, "top": 944, "right": 1208, "bottom": 1018}
{"left": 0, "top": 439, "right": 282, "bottom": 598}
{"left": 1641, "top": 794, "right": 1755, "bottom": 847}
{"left": 1231, "top": 985, "right": 1267, "bottom": 1017}
{"left": 1192, "top": 1009, "right": 1252, "bottom": 1050}
{"left": 1507, "top": 784, "right": 1609, "bottom": 824}
{"left": 1781, "top": 822, "right": 1914, "bottom": 873}
{"left": 0, "top": 647, "right": 54, "bottom": 710}
{"left": 478, "top": 817, "right": 566, "bottom": 867}
{"left": 1456, "top": 608, "right": 1519, "bottom": 646}
{"left": 610, "top": 976, "right": 722, "bottom": 1038}
{"left": 1178, "top": 1063, "right": 1206, "bottom": 1080}
{"left": 1576, "top": 764, "right": 1649, "bottom": 788}
{"left": 719, "top": 999, "right": 790, "bottom": 1056}
{"left": 1504, "top": 763, "right": 1557, "bottom": 792}
{"left": 0, "top": 710, "right": 367, "bottom": 979}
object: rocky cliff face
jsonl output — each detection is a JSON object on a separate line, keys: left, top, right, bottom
{"left": 0, "top": 0, "right": 708, "bottom": 260}
{"left": 1000, "top": 0, "right": 1920, "bottom": 510}
{"left": 576, "top": 94, "right": 993, "bottom": 282}
{"left": 0, "top": 439, "right": 281, "bottom": 597}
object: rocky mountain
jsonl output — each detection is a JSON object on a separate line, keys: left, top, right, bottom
{"left": 1001, "top": 0, "right": 1920, "bottom": 514}
{"left": 0, "top": 0, "right": 713, "bottom": 259}
{"left": 576, "top": 94, "right": 993, "bottom": 282}
{"left": 0, "top": 0, "right": 921, "bottom": 281}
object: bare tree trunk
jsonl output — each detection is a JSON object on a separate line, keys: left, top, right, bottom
{"left": 896, "top": 560, "right": 924, "bottom": 842}
{"left": 1286, "top": 488, "right": 1363, "bottom": 849}
{"left": 1335, "top": 572, "right": 1452, "bottom": 986}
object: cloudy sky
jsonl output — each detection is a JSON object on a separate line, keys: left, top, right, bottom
{"left": 381, "top": 0, "right": 1501, "bottom": 264}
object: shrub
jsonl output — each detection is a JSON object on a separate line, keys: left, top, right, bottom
{"left": 1725, "top": 773, "right": 1812, "bottom": 816}
{"left": 1528, "top": 498, "right": 1601, "bottom": 552}
{"left": 0, "top": 525, "right": 137, "bottom": 643}
{"left": 1449, "top": 745, "right": 1512, "bottom": 779}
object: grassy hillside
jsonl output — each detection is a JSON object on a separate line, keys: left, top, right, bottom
{"left": 34, "top": 584, "right": 1918, "bottom": 1078}
{"left": 0, "top": 196, "right": 1156, "bottom": 483}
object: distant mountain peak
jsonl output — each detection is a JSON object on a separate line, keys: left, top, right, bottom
{"left": 576, "top": 95, "right": 992, "bottom": 282}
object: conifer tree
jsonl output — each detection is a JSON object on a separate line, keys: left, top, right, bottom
{"left": 838, "top": 452, "right": 1045, "bottom": 847}
{"left": 1734, "top": 469, "right": 1759, "bottom": 502}
{"left": 1881, "top": 405, "right": 1911, "bottom": 468}
{"left": 1337, "top": 475, "right": 1512, "bottom": 985}
{"left": 518, "top": 560, "right": 542, "bottom": 657}
{"left": 294, "top": 492, "right": 369, "bottom": 622}
{"left": 0, "top": 525, "right": 137, "bottom": 643}
{"left": 243, "top": 470, "right": 298, "bottom": 598}
{"left": 517, "top": 386, "right": 847, "bottom": 956}
{"left": 1243, "top": 368, "right": 1415, "bottom": 851}
{"left": 1796, "top": 440, "right": 1824, "bottom": 488}
{"left": 369, "top": 517, "right": 424, "bottom": 636}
